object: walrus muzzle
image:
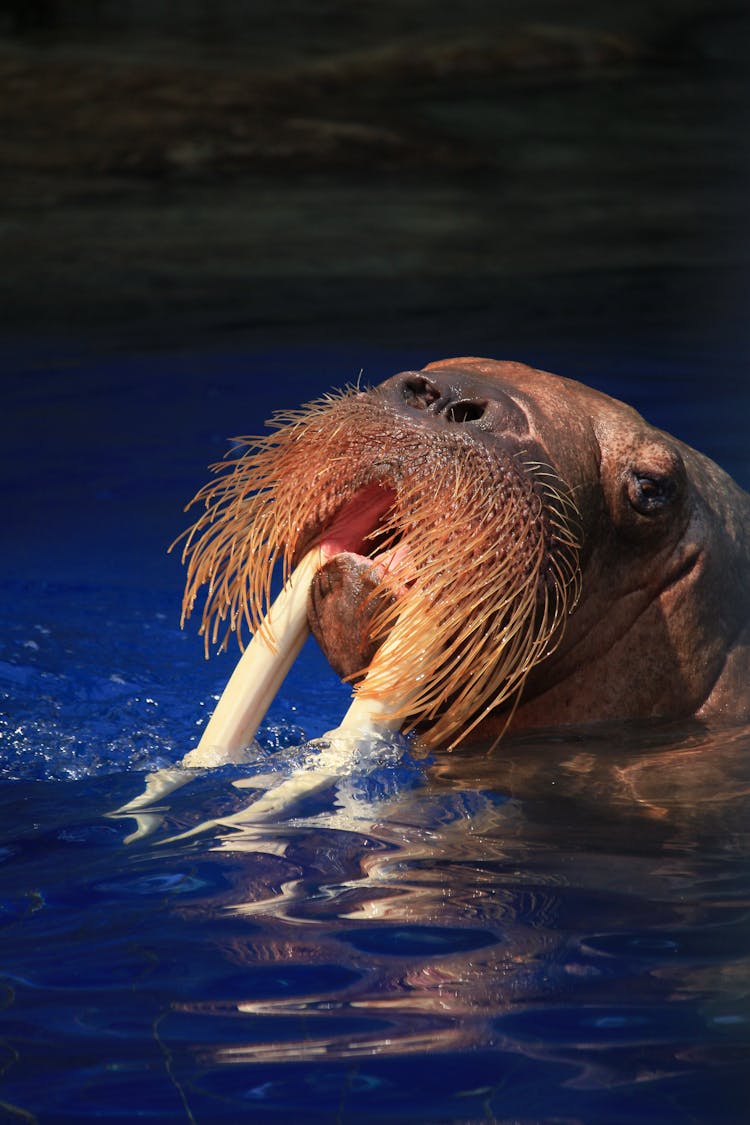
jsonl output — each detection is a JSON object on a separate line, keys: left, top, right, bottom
{"left": 177, "top": 374, "right": 582, "bottom": 754}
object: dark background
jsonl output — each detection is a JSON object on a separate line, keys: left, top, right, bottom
{"left": 2, "top": 0, "right": 749, "bottom": 351}
{"left": 1, "top": 0, "right": 749, "bottom": 595}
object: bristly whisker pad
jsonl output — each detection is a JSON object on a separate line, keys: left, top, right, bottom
{"left": 174, "top": 387, "right": 583, "bottom": 749}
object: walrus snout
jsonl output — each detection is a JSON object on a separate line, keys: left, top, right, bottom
{"left": 377, "top": 366, "right": 529, "bottom": 439}
{"left": 176, "top": 361, "right": 586, "bottom": 749}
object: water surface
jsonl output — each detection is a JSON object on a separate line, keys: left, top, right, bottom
{"left": 1, "top": 345, "right": 749, "bottom": 1123}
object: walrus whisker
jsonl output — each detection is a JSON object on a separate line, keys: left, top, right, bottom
{"left": 354, "top": 576, "right": 544, "bottom": 739}
{"left": 172, "top": 378, "right": 585, "bottom": 761}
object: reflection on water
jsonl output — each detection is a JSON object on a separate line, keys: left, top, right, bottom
{"left": 2, "top": 716, "right": 747, "bottom": 1120}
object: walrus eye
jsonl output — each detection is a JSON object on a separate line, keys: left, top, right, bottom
{"left": 628, "top": 471, "right": 677, "bottom": 515}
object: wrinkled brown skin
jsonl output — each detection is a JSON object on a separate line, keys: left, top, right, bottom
{"left": 309, "top": 357, "right": 750, "bottom": 736}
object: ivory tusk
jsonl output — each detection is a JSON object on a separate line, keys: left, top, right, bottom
{"left": 182, "top": 547, "right": 322, "bottom": 768}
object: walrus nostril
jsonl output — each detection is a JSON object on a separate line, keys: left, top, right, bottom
{"left": 401, "top": 376, "right": 486, "bottom": 423}
{"left": 445, "top": 399, "right": 486, "bottom": 423}
{"left": 402, "top": 376, "right": 441, "bottom": 410}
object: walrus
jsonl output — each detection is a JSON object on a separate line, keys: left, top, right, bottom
{"left": 176, "top": 357, "right": 750, "bottom": 774}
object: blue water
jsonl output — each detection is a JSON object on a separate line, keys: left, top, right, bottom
{"left": 2, "top": 342, "right": 750, "bottom": 1123}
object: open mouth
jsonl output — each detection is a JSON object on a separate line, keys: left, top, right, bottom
{"left": 175, "top": 387, "right": 583, "bottom": 765}
{"left": 302, "top": 482, "right": 415, "bottom": 682}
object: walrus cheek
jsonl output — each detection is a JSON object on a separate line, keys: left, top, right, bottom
{"left": 307, "top": 552, "right": 397, "bottom": 680}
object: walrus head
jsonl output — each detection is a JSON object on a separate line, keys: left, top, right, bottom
{"left": 178, "top": 358, "right": 750, "bottom": 759}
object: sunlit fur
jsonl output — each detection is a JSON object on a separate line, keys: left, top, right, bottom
{"left": 177, "top": 387, "right": 583, "bottom": 749}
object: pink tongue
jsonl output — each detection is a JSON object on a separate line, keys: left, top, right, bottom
{"left": 318, "top": 484, "right": 395, "bottom": 561}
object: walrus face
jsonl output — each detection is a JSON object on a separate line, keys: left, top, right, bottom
{"left": 179, "top": 360, "right": 584, "bottom": 748}
{"left": 178, "top": 357, "right": 750, "bottom": 756}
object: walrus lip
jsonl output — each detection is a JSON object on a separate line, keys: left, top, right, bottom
{"left": 306, "top": 483, "right": 412, "bottom": 681}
